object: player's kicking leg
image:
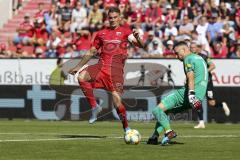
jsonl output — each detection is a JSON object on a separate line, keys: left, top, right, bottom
{"left": 77, "top": 70, "right": 102, "bottom": 124}
{"left": 147, "top": 102, "right": 177, "bottom": 145}
{"left": 112, "top": 91, "right": 131, "bottom": 132}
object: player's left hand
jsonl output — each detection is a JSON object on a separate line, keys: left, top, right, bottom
{"left": 188, "top": 90, "right": 202, "bottom": 110}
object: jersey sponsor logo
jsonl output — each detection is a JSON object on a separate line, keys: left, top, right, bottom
{"left": 102, "top": 40, "right": 129, "bottom": 52}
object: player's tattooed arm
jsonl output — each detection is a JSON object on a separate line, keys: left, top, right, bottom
{"left": 187, "top": 71, "right": 195, "bottom": 91}
{"left": 68, "top": 47, "right": 97, "bottom": 75}
{"left": 132, "top": 29, "right": 147, "bottom": 50}
{"left": 187, "top": 71, "right": 202, "bottom": 110}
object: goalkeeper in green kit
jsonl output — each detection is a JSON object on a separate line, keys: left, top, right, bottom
{"left": 147, "top": 41, "right": 208, "bottom": 145}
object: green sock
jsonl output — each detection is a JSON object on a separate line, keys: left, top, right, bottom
{"left": 152, "top": 106, "right": 171, "bottom": 131}
{"left": 152, "top": 122, "right": 164, "bottom": 137}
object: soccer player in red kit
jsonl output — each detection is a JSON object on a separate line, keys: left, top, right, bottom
{"left": 68, "top": 7, "right": 145, "bottom": 132}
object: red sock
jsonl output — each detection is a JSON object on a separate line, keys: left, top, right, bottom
{"left": 78, "top": 81, "right": 97, "bottom": 108}
{"left": 116, "top": 104, "right": 128, "bottom": 130}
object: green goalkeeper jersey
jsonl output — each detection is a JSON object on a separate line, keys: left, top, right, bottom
{"left": 161, "top": 53, "right": 209, "bottom": 111}
{"left": 183, "top": 53, "right": 208, "bottom": 89}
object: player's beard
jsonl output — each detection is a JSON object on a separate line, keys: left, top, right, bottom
{"left": 110, "top": 22, "right": 119, "bottom": 29}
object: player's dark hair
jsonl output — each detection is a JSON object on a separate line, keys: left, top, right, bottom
{"left": 108, "top": 7, "right": 120, "bottom": 15}
{"left": 174, "top": 41, "right": 188, "bottom": 50}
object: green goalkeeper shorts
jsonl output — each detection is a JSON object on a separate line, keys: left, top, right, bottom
{"left": 161, "top": 86, "right": 207, "bottom": 113}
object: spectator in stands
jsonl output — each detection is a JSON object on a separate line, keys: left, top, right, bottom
{"left": 61, "top": 44, "right": 77, "bottom": 58}
{"left": 163, "top": 40, "right": 176, "bottom": 58}
{"left": 164, "top": 4, "right": 177, "bottom": 24}
{"left": 228, "top": 44, "right": 240, "bottom": 58}
{"left": 70, "top": 1, "right": 88, "bottom": 34}
{"left": 127, "top": 3, "right": 143, "bottom": 27}
{"left": 46, "top": 31, "right": 61, "bottom": 57}
{"left": 6, "top": 0, "right": 240, "bottom": 59}
{"left": 192, "top": 6, "right": 203, "bottom": 26}
{"left": 129, "top": 46, "right": 145, "bottom": 58}
{"left": 219, "top": 2, "right": 231, "bottom": 21}
{"left": 196, "top": 16, "right": 209, "bottom": 40}
{"left": 143, "top": 0, "right": 162, "bottom": 31}
{"left": 145, "top": 30, "right": 163, "bottom": 57}
{"left": 32, "top": 20, "right": 48, "bottom": 47}
{"left": 210, "top": 0, "right": 220, "bottom": 16}
{"left": 191, "top": 30, "right": 211, "bottom": 54}
{"left": 88, "top": 2, "right": 103, "bottom": 33}
{"left": 220, "top": 23, "right": 235, "bottom": 46}
{"left": 45, "top": 3, "right": 59, "bottom": 34}
{"left": 235, "top": 2, "right": 240, "bottom": 31}
{"left": 210, "top": 41, "right": 228, "bottom": 58}
{"left": 35, "top": 2, "right": 46, "bottom": 20}
{"left": 207, "top": 13, "right": 223, "bottom": 44}
{"left": 58, "top": 0, "right": 72, "bottom": 32}
{"left": 10, "top": 44, "right": 31, "bottom": 58}
{"left": 147, "top": 40, "right": 163, "bottom": 58}
{"left": 192, "top": 0, "right": 204, "bottom": 13}
{"left": 178, "top": 15, "right": 194, "bottom": 39}
{"left": 176, "top": 0, "right": 194, "bottom": 23}
{"left": 57, "top": 0, "right": 77, "bottom": 8}
{"left": 13, "top": 13, "right": 34, "bottom": 45}
{"left": 164, "top": 20, "right": 178, "bottom": 39}
{"left": 0, "top": 44, "right": 10, "bottom": 58}
{"left": 56, "top": 34, "right": 67, "bottom": 57}
{"left": 72, "top": 29, "right": 91, "bottom": 57}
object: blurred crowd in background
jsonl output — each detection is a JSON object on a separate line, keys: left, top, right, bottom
{"left": 0, "top": 0, "right": 240, "bottom": 58}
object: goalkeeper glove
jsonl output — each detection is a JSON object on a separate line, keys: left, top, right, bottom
{"left": 188, "top": 90, "right": 202, "bottom": 110}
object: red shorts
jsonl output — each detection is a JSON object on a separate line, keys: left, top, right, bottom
{"left": 84, "top": 63, "right": 124, "bottom": 93}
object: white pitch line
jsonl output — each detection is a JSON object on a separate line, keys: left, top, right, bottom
{"left": 179, "top": 135, "right": 240, "bottom": 138}
{"left": 0, "top": 137, "right": 102, "bottom": 143}
{"left": 110, "top": 135, "right": 240, "bottom": 139}
{"left": 0, "top": 133, "right": 94, "bottom": 135}
{"left": 0, "top": 135, "right": 239, "bottom": 143}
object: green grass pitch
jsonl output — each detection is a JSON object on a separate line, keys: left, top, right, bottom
{"left": 0, "top": 120, "right": 239, "bottom": 160}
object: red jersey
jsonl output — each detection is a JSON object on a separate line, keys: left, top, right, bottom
{"left": 104, "top": 0, "right": 116, "bottom": 7}
{"left": 73, "top": 36, "right": 91, "bottom": 51}
{"left": 93, "top": 26, "right": 132, "bottom": 73}
{"left": 211, "top": 45, "right": 228, "bottom": 58}
{"left": 18, "top": 22, "right": 34, "bottom": 37}
{"left": 145, "top": 7, "right": 162, "bottom": 23}
{"left": 34, "top": 28, "right": 48, "bottom": 40}
{"left": 59, "top": 0, "right": 76, "bottom": 7}
{"left": 56, "top": 39, "right": 67, "bottom": 56}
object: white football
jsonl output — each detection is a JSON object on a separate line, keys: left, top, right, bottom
{"left": 124, "top": 129, "right": 141, "bottom": 145}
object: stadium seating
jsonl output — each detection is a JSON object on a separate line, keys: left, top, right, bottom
{"left": 0, "top": 0, "right": 51, "bottom": 48}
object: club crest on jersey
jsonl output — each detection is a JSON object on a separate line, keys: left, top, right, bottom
{"left": 116, "top": 32, "right": 122, "bottom": 36}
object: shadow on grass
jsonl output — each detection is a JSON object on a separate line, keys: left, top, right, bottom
{"left": 142, "top": 141, "right": 185, "bottom": 146}
{"left": 59, "top": 134, "right": 107, "bottom": 139}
